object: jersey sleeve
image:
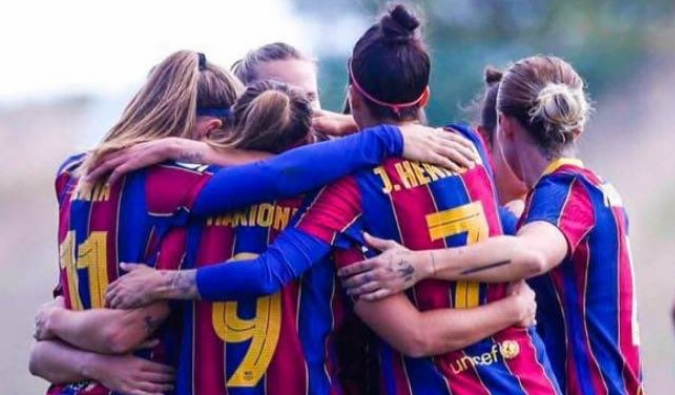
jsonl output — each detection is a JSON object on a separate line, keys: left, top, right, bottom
{"left": 196, "top": 228, "right": 332, "bottom": 300}
{"left": 195, "top": 176, "right": 364, "bottom": 301}
{"left": 498, "top": 206, "right": 519, "bottom": 236}
{"left": 55, "top": 153, "right": 85, "bottom": 205}
{"left": 445, "top": 123, "right": 494, "bottom": 179}
{"left": 522, "top": 174, "right": 595, "bottom": 253}
{"left": 294, "top": 175, "right": 363, "bottom": 247}
{"left": 53, "top": 154, "right": 85, "bottom": 299}
{"left": 191, "top": 124, "right": 402, "bottom": 217}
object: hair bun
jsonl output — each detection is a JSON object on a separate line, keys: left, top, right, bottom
{"left": 484, "top": 66, "right": 503, "bottom": 86}
{"left": 529, "top": 83, "right": 588, "bottom": 139}
{"left": 381, "top": 4, "right": 420, "bottom": 42}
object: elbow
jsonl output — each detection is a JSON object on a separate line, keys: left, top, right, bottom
{"left": 514, "top": 240, "right": 548, "bottom": 277}
{"left": 395, "top": 326, "right": 470, "bottom": 358}
{"left": 402, "top": 341, "right": 430, "bottom": 359}
{"left": 523, "top": 249, "right": 548, "bottom": 277}
{"left": 258, "top": 280, "right": 284, "bottom": 297}
{"left": 28, "top": 342, "right": 46, "bottom": 378}
{"left": 394, "top": 328, "right": 434, "bottom": 358}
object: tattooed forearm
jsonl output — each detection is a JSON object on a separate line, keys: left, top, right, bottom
{"left": 178, "top": 150, "right": 204, "bottom": 163}
{"left": 160, "top": 270, "right": 198, "bottom": 299}
{"left": 459, "top": 260, "right": 511, "bottom": 276}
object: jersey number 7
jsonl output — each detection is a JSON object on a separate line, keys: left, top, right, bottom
{"left": 425, "top": 201, "right": 488, "bottom": 308}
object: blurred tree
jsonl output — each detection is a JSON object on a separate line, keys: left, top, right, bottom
{"left": 291, "top": 0, "right": 675, "bottom": 124}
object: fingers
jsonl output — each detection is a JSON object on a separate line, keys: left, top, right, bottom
{"left": 438, "top": 128, "right": 476, "bottom": 150}
{"left": 346, "top": 281, "right": 382, "bottom": 297}
{"left": 363, "top": 232, "right": 399, "bottom": 251}
{"left": 360, "top": 289, "right": 391, "bottom": 302}
{"left": 428, "top": 153, "right": 461, "bottom": 173}
{"left": 341, "top": 271, "right": 373, "bottom": 289}
{"left": 434, "top": 139, "right": 478, "bottom": 169}
{"left": 120, "top": 262, "right": 146, "bottom": 273}
{"left": 140, "top": 360, "right": 175, "bottom": 375}
{"left": 86, "top": 151, "right": 129, "bottom": 183}
{"left": 107, "top": 162, "right": 135, "bottom": 186}
{"left": 337, "top": 259, "right": 375, "bottom": 277}
{"left": 134, "top": 338, "right": 161, "bottom": 350}
{"left": 133, "top": 379, "right": 174, "bottom": 395}
{"left": 105, "top": 281, "right": 123, "bottom": 308}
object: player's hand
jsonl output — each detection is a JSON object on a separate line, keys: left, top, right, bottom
{"left": 338, "top": 233, "right": 428, "bottom": 301}
{"left": 87, "top": 353, "right": 174, "bottom": 395}
{"left": 312, "top": 109, "right": 358, "bottom": 136}
{"left": 86, "top": 137, "right": 202, "bottom": 186}
{"left": 399, "top": 125, "right": 479, "bottom": 172}
{"left": 507, "top": 280, "right": 537, "bottom": 328}
{"left": 106, "top": 264, "right": 165, "bottom": 309}
{"left": 33, "top": 296, "right": 66, "bottom": 341}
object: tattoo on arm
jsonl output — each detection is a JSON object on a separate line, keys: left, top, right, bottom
{"left": 160, "top": 270, "right": 198, "bottom": 299}
{"left": 178, "top": 150, "right": 204, "bottom": 163}
{"left": 459, "top": 260, "right": 511, "bottom": 276}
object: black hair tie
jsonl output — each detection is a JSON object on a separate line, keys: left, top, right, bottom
{"left": 198, "top": 53, "right": 207, "bottom": 71}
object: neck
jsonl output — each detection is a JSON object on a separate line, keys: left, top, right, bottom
{"left": 518, "top": 145, "right": 577, "bottom": 188}
{"left": 358, "top": 115, "right": 420, "bottom": 130}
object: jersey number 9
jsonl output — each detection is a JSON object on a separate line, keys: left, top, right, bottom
{"left": 211, "top": 253, "right": 282, "bottom": 387}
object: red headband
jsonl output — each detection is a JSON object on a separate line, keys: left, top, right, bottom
{"left": 348, "top": 59, "right": 429, "bottom": 115}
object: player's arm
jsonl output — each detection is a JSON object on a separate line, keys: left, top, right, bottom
{"left": 29, "top": 340, "right": 92, "bottom": 383}
{"left": 29, "top": 340, "right": 174, "bottom": 395}
{"left": 85, "top": 137, "right": 272, "bottom": 185}
{"left": 339, "top": 175, "right": 594, "bottom": 300}
{"left": 35, "top": 297, "right": 170, "bottom": 354}
{"left": 86, "top": 124, "right": 476, "bottom": 204}
{"left": 191, "top": 124, "right": 476, "bottom": 217}
{"left": 339, "top": 224, "right": 566, "bottom": 301}
{"left": 105, "top": 177, "right": 363, "bottom": 308}
{"left": 105, "top": 229, "right": 333, "bottom": 307}
{"left": 354, "top": 281, "right": 536, "bottom": 357}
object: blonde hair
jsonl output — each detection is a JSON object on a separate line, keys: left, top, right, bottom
{"left": 211, "top": 80, "right": 312, "bottom": 154}
{"left": 497, "top": 55, "right": 591, "bottom": 156}
{"left": 77, "top": 50, "right": 243, "bottom": 189}
{"left": 231, "top": 42, "right": 313, "bottom": 85}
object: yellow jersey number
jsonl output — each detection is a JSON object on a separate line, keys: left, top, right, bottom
{"left": 59, "top": 231, "right": 109, "bottom": 310}
{"left": 425, "top": 201, "right": 488, "bottom": 308}
{"left": 211, "top": 253, "right": 282, "bottom": 387}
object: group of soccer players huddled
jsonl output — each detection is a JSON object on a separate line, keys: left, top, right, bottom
{"left": 28, "top": 3, "right": 645, "bottom": 395}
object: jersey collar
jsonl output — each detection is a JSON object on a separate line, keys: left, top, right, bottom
{"left": 542, "top": 157, "right": 584, "bottom": 176}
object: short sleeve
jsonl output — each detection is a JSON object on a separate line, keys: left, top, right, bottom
{"left": 522, "top": 174, "right": 595, "bottom": 253}
{"left": 499, "top": 206, "right": 519, "bottom": 236}
{"left": 294, "top": 176, "right": 362, "bottom": 247}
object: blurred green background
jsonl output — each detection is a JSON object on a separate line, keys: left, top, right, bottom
{"left": 0, "top": 1, "right": 673, "bottom": 394}
{"left": 305, "top": 0, "right": 675, "bottom": 122}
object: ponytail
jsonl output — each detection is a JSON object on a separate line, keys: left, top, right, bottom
{"left": 497, "top": 55, "right": 591, "bottom": 156}
{"left": 211, "top": 80, "right": 312, "bottom": 153}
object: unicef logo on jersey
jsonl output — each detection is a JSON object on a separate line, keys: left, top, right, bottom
{"left": 449, "top": 340, "right": 521, "bottom": 374}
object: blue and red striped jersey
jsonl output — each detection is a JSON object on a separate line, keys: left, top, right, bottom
{"left": 177, "top": 196, "right": 348, "bottom": 395}
{"left": 295, "top": 126, "right": 561, "bottom": 395}
{"left": 50, "top": 155, "right": 214, "bottom": 395}
{"left": 521, "top": 158, "right": 644, "bottom": 395}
